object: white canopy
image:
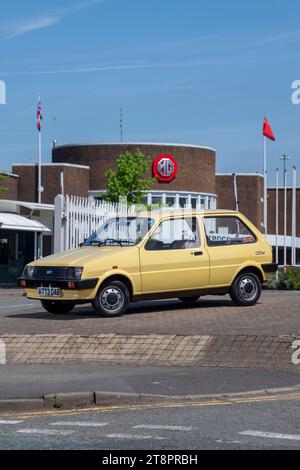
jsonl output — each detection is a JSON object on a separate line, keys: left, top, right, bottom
{"left": 0, "top": 212, "right": 51, "bottom": 232}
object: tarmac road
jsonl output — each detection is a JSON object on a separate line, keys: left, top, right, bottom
{"left": 0, "top": 393, "right": 300, "bottom": 450}
{"left": 0, "top": 364, "right": 300, "bottom": 400}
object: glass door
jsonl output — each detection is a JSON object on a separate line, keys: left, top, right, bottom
{"left": 0, "top": 230, "right": 34, "bottom": 286}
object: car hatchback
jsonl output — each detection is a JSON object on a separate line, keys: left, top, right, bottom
{"left": 20, "top": 210, "right": 277, "bottom": 317}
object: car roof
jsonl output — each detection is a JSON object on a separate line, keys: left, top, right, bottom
{"left": 131, "top": 209, "right": 239, "bottom": 220}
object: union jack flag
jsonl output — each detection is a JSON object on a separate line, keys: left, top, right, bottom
{"left": 37, "top": 96, "right": 42, "bottom": 132}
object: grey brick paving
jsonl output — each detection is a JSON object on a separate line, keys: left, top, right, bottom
{"left": 0, "top": 291, "right": 299, "bottom": 370}
{"left": 0, "top": 291, "right": 300, "bottom": 336}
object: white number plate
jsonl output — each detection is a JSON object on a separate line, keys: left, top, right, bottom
{"left": 37, "top": 287, "right": 61, "bottom": 297}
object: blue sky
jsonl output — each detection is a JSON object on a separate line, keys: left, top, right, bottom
{"left": 0, "top": 0, "right": 300, "bottom": 184}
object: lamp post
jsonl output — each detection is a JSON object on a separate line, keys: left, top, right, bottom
{"left": 275, "top": 168, "right": 279, "bottom": 265}
{"left": 292, "top": 166, "right": 297, "bottom": 266}
{"left": 279, "top": 155, "right": 291, "bottom": 267}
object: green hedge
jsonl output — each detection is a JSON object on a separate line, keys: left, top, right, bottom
{"left": 266, "top": 268, "right": 300, "bottom": 290}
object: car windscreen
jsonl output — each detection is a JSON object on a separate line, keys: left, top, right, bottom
{"left": 82, "top": 217, "right": 154, "bottom": 246}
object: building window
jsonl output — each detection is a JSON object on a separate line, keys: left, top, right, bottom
{"left": 166, "top": 196, "right": 175, "bottom": 207}
{"left": 179, "top": 197, "right": 187, "bottom": 208}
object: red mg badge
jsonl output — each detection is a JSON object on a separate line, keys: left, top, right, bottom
{"left": 153, "top": 154, "right": 178, "bottom": 182}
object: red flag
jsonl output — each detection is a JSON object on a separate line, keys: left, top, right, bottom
{"left": 37, "top": 97, "right": 42, "bottom": 132}
{"left": 263, "top": 117, "right": 275, "bottom": 141}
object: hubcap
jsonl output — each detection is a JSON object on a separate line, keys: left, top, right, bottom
{"left": 239, "top": 277, "right": 257, "bottom": 301}
{"left": 100, "top": 287, "right": 124, "bottom": 312}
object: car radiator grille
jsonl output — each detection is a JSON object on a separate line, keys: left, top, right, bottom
{"left": 33, "top": 266, "right": 68, "bottom": 280}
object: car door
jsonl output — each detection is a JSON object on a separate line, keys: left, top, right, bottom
{"left": 139, "top": 216, "right": 210, "bottom": 294}
{"left": 202, "top": 215, "right": 258, "bottom": 287}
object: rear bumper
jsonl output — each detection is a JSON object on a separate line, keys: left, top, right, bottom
{"left": 261, "top": 263, "right": 278, "bottom": 273}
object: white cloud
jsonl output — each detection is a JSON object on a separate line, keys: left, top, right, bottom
{"left": 0, "top": 16, "right": 60, "bottom": 40}
{"left": 0, "top": 0, "right": 106, "bottom": 40}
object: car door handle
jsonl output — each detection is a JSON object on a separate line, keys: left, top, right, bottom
{"left": 192, "top": 251, "right": 203, "bottom": 256}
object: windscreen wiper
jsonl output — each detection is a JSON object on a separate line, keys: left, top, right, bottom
{"left": 79, "top": 240, "right": 104, "bottom": 247}
{"left": 102, "top": 238, "right": 123, "bottom": 246}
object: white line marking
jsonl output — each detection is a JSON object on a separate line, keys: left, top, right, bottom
{"left": 49, "top": 421, "right": 108, "bottom": 427}
{"left": 133, "top": 424, "right": 194, "bottom": 431}
{"left": 16, "top": 428, "right": 74, "bottom": 436}
{"left": 106, "top": 433, "right": 164, "bottom": 440}
{"left": 240, "top": 430, "right": 300, "bottom": 441}
{"left": 0, "top": 304, "right": 37, "bottom": 309}
{"left": 0, "top": 420, "right": 23, "bottom": 425}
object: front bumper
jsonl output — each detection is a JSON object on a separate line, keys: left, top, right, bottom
{"left": 18, "top": 277, "right": 98, "bottom": 290}
{"left": 19, "top": 277, "right": 99, "bottom": 301}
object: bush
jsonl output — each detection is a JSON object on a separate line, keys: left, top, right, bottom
{"left": 266, "top": 268, "right": 300, "bottom": 290}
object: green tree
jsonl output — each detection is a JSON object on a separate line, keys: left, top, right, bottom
{"left": 102, "top": 149, "right": 156, "bottom": 204}
{"left": 0, "top": 173, "right": 7, "bottom": 193}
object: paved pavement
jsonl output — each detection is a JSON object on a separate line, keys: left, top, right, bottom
{"left": 1, "top": 364, "right": 300, "bottom": 399}
{"left": 0, "top": 393, "right": 299, "bottom": 449}
{"left": 0, "top": 290, "right": 300, "bottom": 336}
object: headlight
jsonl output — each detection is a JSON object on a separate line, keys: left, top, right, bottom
{"left": 66, "top": 267, "right": 83, "bottom": 280}
{"left": 23, "top": 266, "right": 35, "bottom": 278}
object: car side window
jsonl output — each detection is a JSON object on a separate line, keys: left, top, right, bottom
{"left": 145, "top": 217, "right": 201, "bottom": 251}
{"left": 203, "top": 216, "right": 256, "bottom": 246}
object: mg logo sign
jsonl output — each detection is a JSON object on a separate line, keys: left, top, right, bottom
{"left": 153, "top": 154, "right": 178, "bottom": 182}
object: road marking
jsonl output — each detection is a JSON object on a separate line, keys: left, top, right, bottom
{"left": 49, "top": 421, "right": 108, "bottom": 427}
{"left": 0, "top": 303, "right": 37, "bottom": 309}
{"left": 106, "top": 433, "right": 164, "bottom": 440}
{"left": 11, "top": 393, "right": 291, "bottom": 420}
{"left": 133, "top": 424, "right": 194, "bottom": 431}
{"left": 0, "top": 420, "right": 23, "bottom": 425}
{"left": 16, "top": 428, "right": 75, "bottom": 436}
{"left": 240, "top": 430, "right": 300, "bottom": 441}
{"left": 216, "top": 439, "right": 243, "bottom": 444}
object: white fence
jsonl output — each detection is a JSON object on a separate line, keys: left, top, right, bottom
{"left": 54, "top": 195, "right": 135, "bottom": 252}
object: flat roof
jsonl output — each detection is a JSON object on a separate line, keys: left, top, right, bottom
{"left": 0, "top": 212, "right": 51, "bottom": 232}
{"left": 268, "top": 186, "right": 300, "bottom": 190}
{"left": 12, "top": 163, "right": 90, "bottom": 170}
{"left": 216, "top": 172, "right": 264, "bottom": 177}
{"left": 0, "top": 170, "right": 19, "bottom": 178}
{"left": 53, "top": 142, "right": 216, "bottom": 152}
{"left": 0, "top": 199, "right": 54, "bottom": 212}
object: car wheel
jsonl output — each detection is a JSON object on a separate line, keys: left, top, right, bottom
{"left": 178, "top": 296, "right": 200, "bottom": 303}
{"left": 41, "top": 300, "right": 76, "bottom": 314}
{"left": 92, "top": 280, "right": 130, "bottom": 317}
{"left": 229, "top": 272, "right": 261, "bottom": 306}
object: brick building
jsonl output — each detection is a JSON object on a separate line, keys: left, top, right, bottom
{"left": 0, "top": 142, "right": 299, "bottom": 285}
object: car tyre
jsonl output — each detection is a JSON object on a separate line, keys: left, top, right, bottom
{"left": 41, "top": 300, "right": 76, "bottom": 314}
{"left": 229, "top": 272, "right": 261, "bottom": 306}
{"left": 92, "top": 280, "right": 130, "bottom": 317}
{"left": 178, "top": 296, "right": 200, "bottom": 303}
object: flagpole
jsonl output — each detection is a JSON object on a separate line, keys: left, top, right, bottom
{"left": 280, "top": 155, "right": 290, "bottom": 268}
{"left": 284, "top": 167, "right": 287, "bottom": 267}
{"left": 263, "top": 136, "right": 268, "bottom": 235}
{"left": 292, "top": 166, "right": 297, "bottom": 266}
{"left": 38, "top": 128, "right": 42, "bottom": 204}
{"left": 37, "top": 94, "right": 42, "bottom": 204}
